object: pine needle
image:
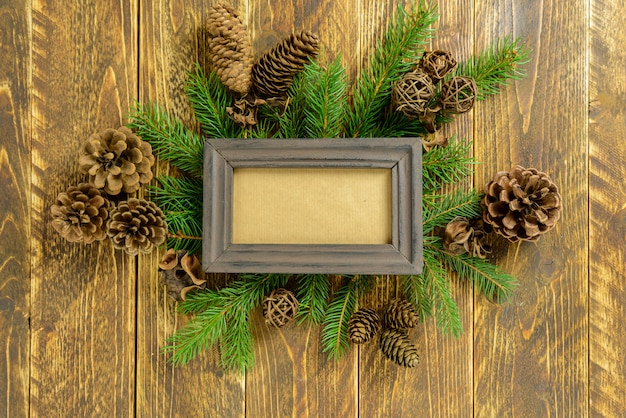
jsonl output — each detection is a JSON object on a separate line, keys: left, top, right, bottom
{"left": 321, "top": 275, "right": 375, "bottom": 360}
{"left": 422, "top": 189, "right": 482, "bottom": 234}
{"left": 346, "top": 0, "right": 438, "bottom": 138}
{"left": 296, "top": 274, "right": 330, "bottom": 325}
{"left": 127, "top": 101, "right": 205, "bottom": 177}
{"left": 422, "top": 136, "right": 476, "bottom": 193}
{"left": 422, "top": 250, "right": 462, "bottom": 336}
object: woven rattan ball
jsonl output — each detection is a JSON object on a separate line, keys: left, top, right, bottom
{"left": 440, "top": 76, "right": 477, "bottom": 113}
{"left": 392, "top": 69, "right": 436, "bottom": 119}
{"left": 263, "top": 289, "right": 299, "bottom": 327}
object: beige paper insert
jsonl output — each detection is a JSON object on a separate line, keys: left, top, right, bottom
{"left": 232, "top": 167, "right": 392, "bottom": 244}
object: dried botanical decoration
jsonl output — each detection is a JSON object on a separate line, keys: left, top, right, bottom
{"left": 439, "top": 76, "right": 477, "bottom": 114}
{"left": 392, "top": 68, "right": 437, "bottom": 119}
{"left": 106, "top": 198, "right": 167, "bottom": 255}
{"left": 482, "top": 165, "right": 562, "bottom": 242}
{"left": 384, "top": 299, "right": 419, "bottom": 329}
{"left": 348, "top": 308, "right": 382, "bottom": 344}
{"left": 443, "top": 216, "right": 492, "bottom": 259}
{"left": 159, "top": 249, "right": 207, "bottom": 301}
{"left": 379, "top": 329, "right": 420, "bottom": 368}
{"left": 263, "top": 289, "right": 299, "bottom": 327}
{"left": 50, "top": 183, "right": 110, "bottom": 244}
{"left": 420, "top": 50, "right": 457, "bottom": 81}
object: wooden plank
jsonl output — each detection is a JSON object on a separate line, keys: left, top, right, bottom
{"left": 0, "top": 0, "right": 31, "bottom": 416}
{"left": 473, "top": 0, "right": 588, "bottom": 416}
{"left": 244, "top": 1, "right": 360, "bottom": 416}
{"left": 29, "top": 0, "right": 138, "bottom": 416}
{"left": 589, "top": 0, "right": 626, "bottom": 415}
{"left": 357, "top": 0, "right": 475, "bottom": 416}
{"left": 135, "top": 1, "right": 244, "bottom": 416}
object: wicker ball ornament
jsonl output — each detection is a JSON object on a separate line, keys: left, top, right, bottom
{"left": 263, "top": 289, "right": 299, "bottom": 327}
{"left": 50, "top": 183, "right": 110, "bottom": 244}
{"left": 420, "top": 50, "right": 457, "bottom": 81}
{"left": 392, "top": 68, "right": 437, "bottom": 119}
{"left": 439, "top": 76, "right": 477, "bottom": 114}
{"left": 106, "top": 198, "right": 167, "bottom": 255}
{"left": 482, "top": 166, "right": 562, "bottom": 242}
{"left": 348, "top": 308, "right": 381, "bottom": 344}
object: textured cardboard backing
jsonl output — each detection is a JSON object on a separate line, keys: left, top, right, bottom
{"left": 232, "top": 167, "right": 392, "bottom": 244}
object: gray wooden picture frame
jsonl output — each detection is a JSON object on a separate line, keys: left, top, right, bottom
{"left": 203, "top": 137, "right": 423, "bottom": 275}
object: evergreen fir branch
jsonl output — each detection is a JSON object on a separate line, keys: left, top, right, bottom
{"left": 345, "top": 0, "right": 438, "bottom": 138}
{"left": 370, "top": 111, "right": 428, "bottom": 138}
{"left": 186, "top": 63, "right": 243, "bottom": 138}
{"left": 267, "top": 72, "right": 307, "bottom": 138}
{"left": 422, "top": 250, "right": 462, "bottom": 336}
{"left": 422, "top": 188, "right": 482, "bottom": 234}
{"left": 149, "top": 176, "right": 203, "bottom": 253}
{"left": 321, "top": 275, "right": 375, "bottom": 360}
{"left": 302, "top": 55, "right": 348, "bottom": 138}
{"left": 400, "top": 271, "right": 434, "bottom": 322}
{"left": 455, "top": 36, "right": 530, "bottom": 101}
{"left": 127, "top": 101, "right": 204, "bottom": 177}
{"left": 295, "top": 274, "right": 330, "bottom": 325}
{"left": 433, "top": 243, "right": 517, "bottom": 302}
{"left": 164, "top": 273, "right": 289, "bottom": 369}
{"left": 422, "top": 136, "right": 476, "bottom": 193}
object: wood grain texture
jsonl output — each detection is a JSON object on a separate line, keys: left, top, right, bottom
{"left": 29, "top": 0, "right": 138, "bottom": 416}
{"left": 358, "top": 0, "right": 475, "bottom": 416}
{"left": 473, "top": 0, "right": 588, "bottom": 416}
{"left": 589, "top": 0, "right": 626, "bottom": 415}
{"left": 244, "top": 2, "right": 360, "bottom": 416}
{"left": 0, "top": 0, "right": 31, "bottom": 416}
{"left": 136, "top": 1, "right": 244, "bottom": 416}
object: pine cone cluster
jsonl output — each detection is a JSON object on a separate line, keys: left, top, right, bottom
{"left": 482, "top": 166, "right": 562, "bottom": 242}
{"left": 159, "top": 249, "right": 207, "bottom": 301}
{"left": 263, "top": 289, "right": 299, "bottom": 327}
{"left": 78, "top": 127, "right": 155, "bottom": 195}
{"left": 348, "top": 308, "right": 381, "bottom": 344}
{"left": 207, "top": 4, "right": 254, "bottom": 95}
{"left": 50, "top": 183, "right": 110, "bottom": 244}
{"left": 252, "top": 31, "right": 320, "bottom": 98}
{"left": 379, "top": 329, "right": 420, "bottom": 368}
{"left": 443, "top": 216, "right": 492, "bottom": 259}
{"left": 106, "top": 198, "right": 167, "bottom": 255}
{"left": 392, "top": 50, "right": 476, "bottom": 134}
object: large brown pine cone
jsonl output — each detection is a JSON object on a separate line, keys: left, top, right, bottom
{"left": 379, "top": 329, "right": 420, "bottom": 368}
{"left": 348, "top": 308, "right": 381, "bottom": 344}
{"left": 482, "top": 166, "right": 562, "bottom": 242}
{"left": 207, "top": 4, "right": 254, "bottom": 94}
{"left": 50, "top": 183, "right": 110, "bottom": 244}
{"left": 251, "top": 31, "right": 319, "bottom": 98}
{"left": 384, "top": 299, "right": 419, "bottom": 329}
{"left": 78, "top": 127, "right": 154, "bottom": 195}
{"left": 106, "top": 198, "right": 167, "bottom": 255}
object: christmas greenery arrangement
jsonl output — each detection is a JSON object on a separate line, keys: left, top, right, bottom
{"left": 50, "top": 1, "right": 563, "bottom": 373}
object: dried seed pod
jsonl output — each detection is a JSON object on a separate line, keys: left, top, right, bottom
{"left": 379, "top": 329, "right": 420, "bottom": 368}
{"left": 384, "top": 299, "right": 419, "bottom": 329}
{"left": 348, "top": 308, "right": 381, "bottom": 344}
{"left": 106, "top": 198, "right": 167, "bottom": 255}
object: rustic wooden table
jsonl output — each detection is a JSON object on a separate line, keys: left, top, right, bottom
{"left": 1, "top": 0, "right": 624, "bottom": 416}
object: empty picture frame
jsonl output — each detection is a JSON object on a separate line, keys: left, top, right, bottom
{"left": 203, "top": 137, "right": 423, "bottom": 275}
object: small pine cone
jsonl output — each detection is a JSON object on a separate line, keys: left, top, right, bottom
{"left": 251, "top": 31, "right": 320, "bottom": 98}
{"left": 392, "top": 68, "right": 437, "bottom": 120}
{"left": 482, "top": 166, "right": 562, "bottom": 242}
{"left": 379, "top": 329, "right": 420, "bottom": 368}
{"left": 384, "top": 299, "right": 419, "bottom": 329}
{"left": 159, "top": 249, "right": 207, "bottom": 301}
{"left": 207, "top": 4, "right": 254, "bottom": 94}
{"left": 263, "top": 289, "right": 299, "bottom": 327}
{"left": 106, "top": 198, "right": 167, "bottom": 255}
{"left": 443, "top": 216, "right": 492, "bottom": 259}
{"left": 439, "top": 76, "right": 477, "bottom": 114}
{"left": 78, "top": 127, "right": 155, "bottom": 195}
{"left": 420, "top": 50, "right": 457, "bottom": 81}
{"left": 348, "top": 308, "right": 381, "bottom": 344}
{"left": 50, "top": 183, "right": 110, "bottom": 244}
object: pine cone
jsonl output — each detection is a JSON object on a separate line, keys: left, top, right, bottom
{"left": 106, "top": 198, "right": 167, "bottom": 255}
{"left": 443, "top": 216, "right": 492, "bottom": 259}
{"left": 348, "top": 308, "right": 381, "bottom": 344}
{"left": 384, "top": 299, "right": 419, "bottom": 329}
{"left": 420, "top": 50, "right": 457, "bottom": 81}
{"left": 207, "top": 4, "right": 254, "bottom": 94}
{"left": 78, "top": 127, "right": 155, "bottom": 195}
{"left": 392, "top": 68, "right": 437, "bottom": 120}
{"left": 379, "top": 329, "right": 420, "bottom": 368}
{"left": 50, "top": 183, "right": 110, "bottom": 244}
{"left": 439, "top": 76, "right": 477, "bottom": 113}
{"left": 159, "top": 249, "right": 207, "bottom": 301}
{"left": 251, "top": 31, "right": 319, "bottom": 98}
{"left": 482, "top": 166, "right": 562, "bottom": 242}
{"left": 263, "top": 289, "right": 299, "bottom": 327}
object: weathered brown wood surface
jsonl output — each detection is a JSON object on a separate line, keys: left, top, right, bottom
{"left": 0, "top": 0, "right": 622, "bottom": 416}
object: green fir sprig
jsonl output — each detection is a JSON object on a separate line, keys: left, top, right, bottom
{"left": 296, "top": 274, "right": 331, "bottom": 325}
{"left": 422, "top": 136, "right": 476, "bottom": 193}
